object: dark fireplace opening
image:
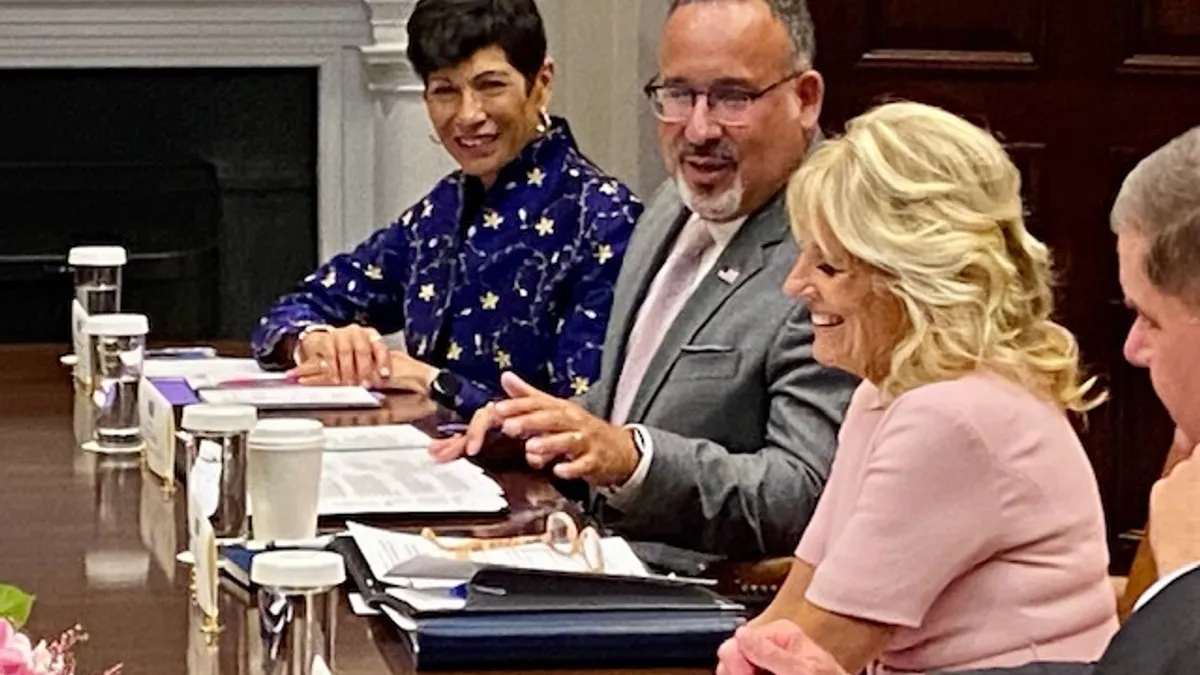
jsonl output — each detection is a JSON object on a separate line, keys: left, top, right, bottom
{"left": 0, "top": 67, "right": 319, "bottom": 342}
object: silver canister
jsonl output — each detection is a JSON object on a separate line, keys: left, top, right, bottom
{"left": 84, "top": 313, "right": 149, "bottom": 454}
{"left": 252, "top": 550, "right": 344, "bottom": 675}
{"left": 68, "top": 245, "right": 126, "bottom": 383}
{"left": 179, "top": 404, "right": 259, "bottom": 542}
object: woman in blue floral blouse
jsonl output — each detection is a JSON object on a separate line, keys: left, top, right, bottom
{"left": 251, "top": 0, "right": 643, "bottom": 417}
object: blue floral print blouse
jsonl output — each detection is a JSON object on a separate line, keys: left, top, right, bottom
{"left": 251, "top": 117, "right": 642, "bottom": 417}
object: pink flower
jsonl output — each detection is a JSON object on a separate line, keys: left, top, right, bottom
{"left": 0, "top": 618, "right": 37, "bottom": 675}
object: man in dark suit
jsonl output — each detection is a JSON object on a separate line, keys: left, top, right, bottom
{"left": 430, "top": 0, "right": 858, "bottom": 567}
{"left": 716, "top": 125, "right": 1200, "bottom": 675}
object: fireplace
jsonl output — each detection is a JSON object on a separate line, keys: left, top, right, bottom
{"left": 0, "top": 67, "right": 318, "bottom": 340}
{"left": 0, "top": 0, "right": 452, "bottom": 342}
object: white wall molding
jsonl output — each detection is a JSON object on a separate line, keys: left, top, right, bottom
{"left": 359, "top": 0, "right": 422, "bottom": 94}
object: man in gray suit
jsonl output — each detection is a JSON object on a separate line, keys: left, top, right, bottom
{"left": 430, "top": 0, "right": 856, "bottom": 565}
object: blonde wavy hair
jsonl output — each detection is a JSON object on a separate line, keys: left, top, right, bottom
{"left": 787, "top": 101, "right": 1103, "bottom": 412}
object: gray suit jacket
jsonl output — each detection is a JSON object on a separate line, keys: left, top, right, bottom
{"left": 575, "top": 180, "right": 858, "bottom": 562}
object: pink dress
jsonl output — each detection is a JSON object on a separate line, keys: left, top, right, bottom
{"left": 795, "top": 373, "right": 1118, "bottom": 674}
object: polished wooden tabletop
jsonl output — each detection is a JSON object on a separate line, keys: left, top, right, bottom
{"left": 0, "top": 344, "right": 710, "bottom": 675}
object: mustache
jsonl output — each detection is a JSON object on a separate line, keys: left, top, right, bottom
{"left": 675, "top": 141, "right": 738, "bottom": 163}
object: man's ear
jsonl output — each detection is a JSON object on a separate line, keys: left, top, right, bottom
{"left": 794, "top": 69, "right": 824, "bottom": 131}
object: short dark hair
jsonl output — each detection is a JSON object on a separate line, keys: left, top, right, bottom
{"left": 668, "top": 0, "right": 816, "bottom": 67}
{"left": 406, "top": 0, "right": 547, "bottom": 85}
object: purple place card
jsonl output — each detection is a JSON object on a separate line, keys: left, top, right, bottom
{"left": 148, "top": 377, "right": 201, "bottom": 407}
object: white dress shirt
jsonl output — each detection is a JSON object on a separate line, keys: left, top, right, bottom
{"left": 1134, "top": 560, "right": 1200, "bottom": 612}
{"left": 604, "top": 213, "right": 748, "bottom": 508}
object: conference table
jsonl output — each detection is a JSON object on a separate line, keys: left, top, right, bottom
{"left": 0, "top": 343, "right": 712, "bottom": 675}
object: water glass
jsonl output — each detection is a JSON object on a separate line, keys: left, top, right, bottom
{"left": 85, "top": 313, "right": 149, "bottom": 453}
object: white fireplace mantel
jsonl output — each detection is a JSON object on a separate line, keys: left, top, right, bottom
{"left": 0, "top": 0, "right": 452, "bottom": 260}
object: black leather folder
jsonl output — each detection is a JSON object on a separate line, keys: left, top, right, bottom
{"left": 329, "top": 536, "right": 747, "bottom": 670}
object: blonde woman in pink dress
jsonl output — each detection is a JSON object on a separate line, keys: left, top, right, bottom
{"left": 718, "top": 101, "right": 1119, "bottom": 675}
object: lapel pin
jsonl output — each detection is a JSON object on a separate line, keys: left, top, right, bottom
{"left": 717, "top": 267, "right": 740, "bottom": 285}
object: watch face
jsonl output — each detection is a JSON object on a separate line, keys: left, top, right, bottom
{"left": 434, "top": 370, "right": 461, "bottom": 397}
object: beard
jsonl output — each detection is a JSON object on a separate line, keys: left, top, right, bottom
{"left": 677, "top": 172, "right": 745, "bottom": 222}
{"left": 672, "top": 139, "right": 744, "bottom": 222}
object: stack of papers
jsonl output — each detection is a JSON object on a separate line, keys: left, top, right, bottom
{"left": 323, "top": 424, "right": 432, "bottom": 451}
{"left": 319, "top": 451, "right": 506, "bottom": 516}
{"left": 334, "top": 512, "right": 742, "bottom": 671}
{"left": 348, "top": 520, "right": 649, "bottom": 583}
{"left": 143, "top": 357, "right": 267, "bottom": 388}
{"left": 345, "top": 521, "right": 650, "bottom": 615}
{"left": 199, "top": 385, "right": 380, "bottom": 409}
{"left": 242, "top": 451, "right": 505, "bottom": 521}
{"left": 145, "top": 356, "right": 378, "bottom": 409}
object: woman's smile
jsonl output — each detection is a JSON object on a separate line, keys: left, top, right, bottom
{"left": 811, "top": 312, "right": 845, "bottom": 328}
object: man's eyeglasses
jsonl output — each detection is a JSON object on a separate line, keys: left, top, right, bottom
{"left": 643, "top": 71, "right": 804, "bottom": 127}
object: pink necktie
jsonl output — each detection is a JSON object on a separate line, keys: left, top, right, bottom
{"left": 610, "top": 218, "right": 715, "bottom": 425}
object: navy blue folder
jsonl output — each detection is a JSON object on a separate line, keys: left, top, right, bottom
{"left": 411, "top": 609, "right": 745, "bottom": 670}
{"left": 328, "top": 536, "right": 747, "bottom": 670}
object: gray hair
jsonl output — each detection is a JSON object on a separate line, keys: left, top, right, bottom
{"left": 668, "top": 0, "right": 816, "bottom": 68}
{"left": 1111, "top": 126, "right": 1200, "bottom": 303}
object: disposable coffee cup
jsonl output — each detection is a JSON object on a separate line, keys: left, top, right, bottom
{"left": 247, "top": 418, "right": 325, "bottom": 543}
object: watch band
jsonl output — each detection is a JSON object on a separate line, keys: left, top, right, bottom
{"left": 428, "top": 369, "right": 462, "bottom": 409}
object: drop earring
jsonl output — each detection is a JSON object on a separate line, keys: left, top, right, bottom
{"left": 537, "top": 108, "right": 551, "bottom": 134}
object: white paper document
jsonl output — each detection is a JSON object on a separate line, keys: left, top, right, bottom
{"left": 345, "top": 521, "right": 463, "bottom": 588}
{"left": 386, "top": 586, "right": 467, "bottom": 613}
{"left": 199, "top": 385, "right": 380, "bottom": 409}
{"left": 322, "top": 424, "right": 432, "bottom": 451}
{"left": 320, "top": 452, "right": 506, "bottom": 516}
{"left": 143, "top": 357, "right": 264, "bottom": 385}
{"left": 346, "top": 520, "right": 650, "bottom": 586}
{"left": 190, "top": 371, "right": 290, "bottom": 390}
{"left": 347, "top": 592, "right": 381, "bottom": 616}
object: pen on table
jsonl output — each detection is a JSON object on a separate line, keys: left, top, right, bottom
{"left": 436, "top": 423, "right": 469, "bottom": 435}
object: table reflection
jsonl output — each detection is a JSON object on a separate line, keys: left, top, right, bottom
{"left": 84, "top": 451, "right": 150, "bottom": 590}
{"left": 186, "top": 577, "right": 343, "bottom": 675}
{"left": 188, "top": 580, "right": 263, "bottom": 675}
{"left": 139, "top": 473, "right": 180, "bottom": 583}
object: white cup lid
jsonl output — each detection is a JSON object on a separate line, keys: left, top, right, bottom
{"left": 249, "top": 418, "right": 325, "bottom": 449}
{"left": 83, "top": 313, "right": 149, "bottom": 336}
{"left": 181, "top": 404, "right": 258, "bottom": 433}
{"left": 68, "top": 246, "right": 127, "bottom": 267}
{"left": 250, "top": 550, "right": 345, "bottom": 589}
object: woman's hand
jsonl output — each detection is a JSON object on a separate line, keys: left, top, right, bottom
{"left": 383, "top": 351, "right": 439, "bottom": 393}
{"left": 717, "top": 621, "right": 850, "bottom": 675}
{"left": 289, "top": 325, "right": 390, "bottom": 387}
